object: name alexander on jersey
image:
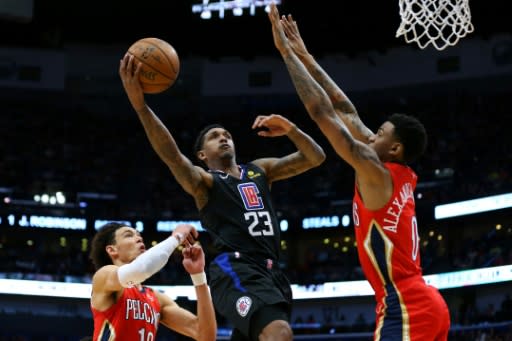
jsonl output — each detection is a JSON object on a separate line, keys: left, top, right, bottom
{"left": 382, "top": 182, "right": 414, "bottom": 233}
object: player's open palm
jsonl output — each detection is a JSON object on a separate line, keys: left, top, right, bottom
{"left": 281, "top": 14, "right": 309, "bottom": 57}
{"left": 268, "top": 3, "right": 290, "bottom": 55}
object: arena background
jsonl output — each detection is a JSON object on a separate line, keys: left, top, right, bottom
{"left": 0, "top": 0, "right": 511, "bottom": 340}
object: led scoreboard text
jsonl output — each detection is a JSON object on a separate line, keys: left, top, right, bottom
{"left": 4, "top": 214, "right": 87, "bottom": 230}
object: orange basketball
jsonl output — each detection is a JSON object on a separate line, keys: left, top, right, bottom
{"left": 127, "top": 37, "right": 180, "bottom": 94}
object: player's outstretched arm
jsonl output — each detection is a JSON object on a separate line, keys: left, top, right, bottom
{"left": 119, "top": 53, "right": 208, "bottom": 198}
{"left": 91, "top": 225, "right": 197, "bottom": 311}
{"left": 269, "top": 3, "right": 386, "bottom": 186}
{"left": 278, "top": 12, "right": 374, "bottom": 143}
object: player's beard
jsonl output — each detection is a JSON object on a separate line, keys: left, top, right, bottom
{"left": 219, "top": 149, "right": 235, "bottom": 161}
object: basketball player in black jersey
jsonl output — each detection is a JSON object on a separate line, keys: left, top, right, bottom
{"left": 119, "top": 53, "right": 326, "bottom": 341}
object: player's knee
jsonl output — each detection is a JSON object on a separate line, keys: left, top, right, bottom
{"left": 259, "top": 320, "right": 293, "bottom": 341}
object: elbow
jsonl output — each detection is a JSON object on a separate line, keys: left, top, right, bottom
{"left": 305, "top": 102, "right": 323, "bottom": 121}
{"left": 306, "top": 101, "right": 332, "bottom": 122}
{"left": 317, "top": 151, "right": 327, "bottom": 166}
{"left": 197, "top": 328, "right": 217, "bottom": 341}
{"left": 311, "top": 149, "right": 326, "bottom": 167}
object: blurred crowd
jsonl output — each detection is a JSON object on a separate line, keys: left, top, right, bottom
{"left": 0, "top": 89, "right": 511, "bottom": 219}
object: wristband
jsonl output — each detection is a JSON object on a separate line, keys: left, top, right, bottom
{"left": 190, "top": 272, "right": 207, "bottom": 286}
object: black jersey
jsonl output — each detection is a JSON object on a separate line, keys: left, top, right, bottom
{"left": 199, "top": 163, "right": 280, "bottom": 261}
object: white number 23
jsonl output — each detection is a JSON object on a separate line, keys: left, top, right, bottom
{"left": 244, "top": 211, "right": 274, "bottom": 236}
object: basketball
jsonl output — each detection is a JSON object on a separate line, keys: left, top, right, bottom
{"left": 127, "top": 37, "right": 180, "bottom": 94}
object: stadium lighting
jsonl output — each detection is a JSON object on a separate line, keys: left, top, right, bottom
{"left": 434, "top": 192, "right": 512, "bottom": 219}
{"left": 200, "top": 10, "right": 212, "bottom": 19}
{"left": 233, "top": 6, "right": 243, "bottom": 16}
{"left": 192, "top": 0, "right": 282, "bottom": 19}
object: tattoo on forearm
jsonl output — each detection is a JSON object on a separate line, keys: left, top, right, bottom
{"left": 273, "top": 155, "right": 304, "bottom": 179}
{"left": 309, "top": 65, "right": 357, "bottom": 112}
{"left": 340, "top": 126, "right": 378, "bottom": 162}
{"left": 284, "top": 55, "right": 324, "bottom": 107}
{"left": 310, "top": 64, "right": 333, "bottom": 92}
{"left": 337, "top": 100, "right": 357, "bottom": 115}
{"left": 348, "top": 116, "right": 372, "bottom": 140}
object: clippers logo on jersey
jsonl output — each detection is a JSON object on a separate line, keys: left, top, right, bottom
{"left": 236, "top": 296, "right": 252, "bottom": 317}
{"left": 238, "top": 183, "right": 264, "bottom": 210}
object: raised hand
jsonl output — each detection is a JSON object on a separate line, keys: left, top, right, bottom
{"left": 252, "top": 114, "right": 295, "bottom": 137}
{"left": 172, "top": 224, "right": 199, "bottom": 247}
{"left": 268, "top": 2, "right": 291, "bottom": 55}
{"left": 182, "top": 244, "right": 206, "bottom": 275}
{"left": 280, "top": 14, "right": 309, "bottom": 58}
{"left": 119, "top": 53, "right": 145, "bottom": 110}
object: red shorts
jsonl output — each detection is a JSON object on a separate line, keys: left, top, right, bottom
{"left": 374, "top": 280, "right": 450, "bottom": 341}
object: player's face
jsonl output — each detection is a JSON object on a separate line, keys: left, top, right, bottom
{"left": 202, "top": 127, "right": 236, "bottom": 160}
{"left": 368, "top": 121, "right": 401, "bottom": 162}
{"left": 111, "top": 226, "right": 145, "bottom": 264}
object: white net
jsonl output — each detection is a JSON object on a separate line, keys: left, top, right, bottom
{"left": 396, "top": 0, "right": 474, "bottom": 51}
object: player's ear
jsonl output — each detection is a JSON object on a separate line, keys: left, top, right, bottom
{"left": 389, "top": 141, "right": 403, "bottom": 159}
{"left": 197, "top": 150, "right": 206, "bottom": 162}
{"left": 106, "top": 245, "right": 117, "bottom": 258}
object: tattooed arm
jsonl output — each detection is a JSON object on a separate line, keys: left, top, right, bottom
{"left": 268, "top": 3, "right": 390, "bottom": 200}
{"left": 251, "top": 114, "right": 326, "bottom": 183}
{"left": 278, "top": 12, "right": 374, "bottom": 143}
{"left": 119, "top": 53, "right": 212, "bottom": 209}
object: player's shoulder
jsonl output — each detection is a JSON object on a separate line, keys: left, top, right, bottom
{"left": 194, "top": 164, "right": 214, "bottom": 186}
{"left": 92, "top": 264, "right": 118, "bottom": 281}
{"left": 247, "top": 159, "right": 269, "bottom": 175}
{"left": 150, "top": 286, "right": 175, "bottom": 307}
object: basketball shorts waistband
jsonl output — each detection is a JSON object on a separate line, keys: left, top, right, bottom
{"left": 215, "top": 251, "right": 276, "bottom": 270}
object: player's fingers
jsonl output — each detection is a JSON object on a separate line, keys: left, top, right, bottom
{"left": 134, "top": 61, "right": 142, "bottom": 77}
{"left": 193, "top": 245, "right": 204, "bottom": 257}
{"left": 185, "top": 234, "right": 195, "bottom": 245}
{"left": 292, "top": 20, "right": 299, "bottom": 31}
{"left": 252, "top": 115, "right": 264, "bottom": 128}
{"left": 121, "top": 54, "right": 133, "bottom": 77}
{"left": 126, "top": 55, "right": 134, "bottom": 75}
{"left": 282, "top": 23, "right": 292, "bottom": 36}
{"left": 189, "top": 245, "right": 199, "bottom": 256}
{"left": 120, "top": 55, "right": 127, "bottom": 73}
{"left": 185, "top": 228, "right": 197, "bottom": 243}
{"left": 269, "top": 3, "right": 278, "bottom": 18}
{"left": 262, "top": 115, "right": 278, "bottom": 126}
{"left": 191, "top": 228, "right": 199, "bottom": 240}
{"left": 286, "top": 14, "right": 294, "bottom": 29}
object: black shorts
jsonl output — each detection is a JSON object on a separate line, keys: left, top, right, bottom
{"left": 208, "top": 252, "right": 293, "bottom": 339}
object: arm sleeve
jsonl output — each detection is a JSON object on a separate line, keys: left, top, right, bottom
{"left": 117, "top": 235, "right": 180, "bottom": 287}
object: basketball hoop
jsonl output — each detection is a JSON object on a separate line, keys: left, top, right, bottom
{"left": 396, "top": 0, "right": 474, "bottom": 51}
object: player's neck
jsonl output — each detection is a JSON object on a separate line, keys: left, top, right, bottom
{"left": 210, "top": 164, "right": 241, "bottom": 177}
